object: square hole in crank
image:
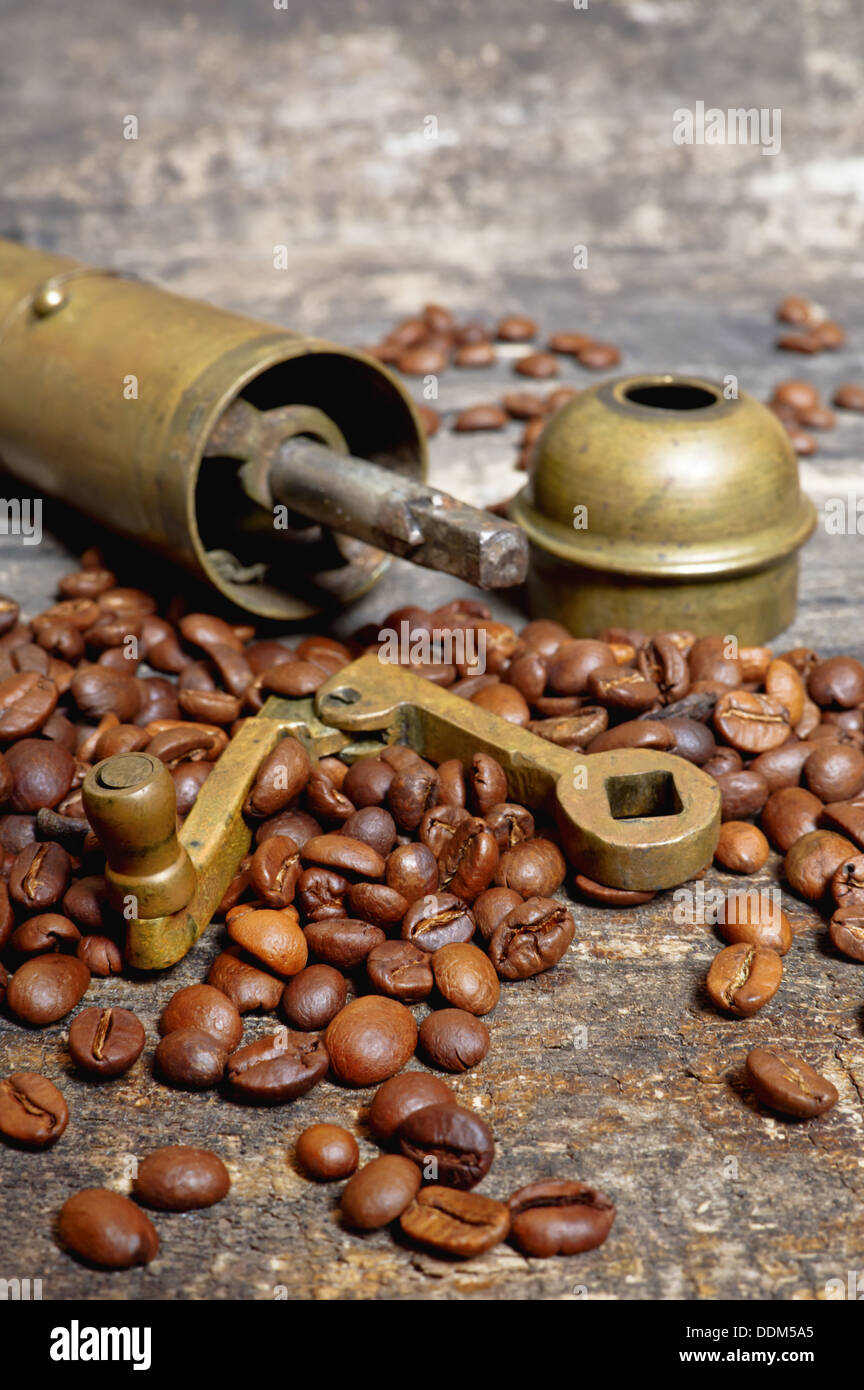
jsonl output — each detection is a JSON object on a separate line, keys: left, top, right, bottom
{"left": 605, "top": 770, "right": 683, "bottom": 820}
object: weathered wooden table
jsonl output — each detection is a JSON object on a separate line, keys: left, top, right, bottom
{"left": 1, "top": 0, "right": 863, "bottom": 1301}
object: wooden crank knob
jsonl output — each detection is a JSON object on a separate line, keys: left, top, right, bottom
{"left": 82, "top": 753, "right": 196, "bottom": 919}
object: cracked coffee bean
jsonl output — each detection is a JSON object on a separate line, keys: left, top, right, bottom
{"left": 706, "top": 943, "right": 782, "bottom": 1017}
{"left": 69, "top": 1006, "right": 145, "bottom": 1077}
{"left": 0, "top": 1070, "right": 69, "bottom": 1148}
{"left": 401, "top": 892, "right": 475, "bottom": 952}
{"left": 401, "top": 1186, "right": 511, "bottom": 1258}
{"left": 745, "top": 1047, "right": 838, "bottom": 1119}
{"left": 489, "top": 897, "right": 575, "bottom": 979}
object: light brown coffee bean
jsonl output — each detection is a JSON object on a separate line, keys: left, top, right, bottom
{"left": 706, "top": 943, "right": 782, "bottom": 1016}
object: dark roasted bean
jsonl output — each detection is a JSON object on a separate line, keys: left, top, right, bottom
{"left": 419, "top": 1008, "right": 490, "bottom": 1072}
{"left": 489, "top": 896, "right": 575, "bottom": 979}
{"left": 226, "top": 1030, "right": 329, "bottom": 1103}
{"left": 6, "top": 953, "right": 90, "bottom": 1025}
{"left": 368, "top": 1072, "right": 456, "bottom": 1144}
{"left": 402, "top": 893, "right": 475, "bottom": 952}
{"left": 398, "top": 1103, "right": 494, "bottom": 1189}
{"left": 159, "top": 983, "right": 243, "bottom": 1050}
{"left": 341, "top": 1154, "right": 422, "bottom": 1229}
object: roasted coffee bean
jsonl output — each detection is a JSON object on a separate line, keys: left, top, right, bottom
{"left": 69, "top": 1007, "right": 146, "bottom": 1077}
{"left": 134, "top": 1145, "right": 230, "bottom": 1210}
{"left": 514, "top": 351, "right": 558, "bottom": 379}
{"left": 325, "top": 996, "right": 417, "bottom": 1086}
{"left": 419, "top": 805, "right": 471, "bottom": 856}
{"left": 507, "top": 1180, "right": 616, "bottom": 1257}
{"left": 70, "top": 665, "right": 139, "bottom": 721}
{"left": 368, "top": 1072, "right": 456, "bottom": 1144}
{"left": 341, "top": 1154, "right": 422, "bottom": 1229}
{"left": 281, "top": 963, "right": 348, "bottom": 1030}
{"left": 342, "top": 757, "right": 394, "bottom": 807}
{"left": 578, "top": 341, "right": 620, "bottom": 368}
{"left": 304, "top": 917, "right": 386, "bottom": 969}
{"left": 227, "top": 907, "right": 308, "bottom": 977}
{"left": 473, "top": 886, "right": 523, "bottom": 940}
{"left": 401, "top": 1186, "right": 510, "bottom": 1257}
{"left": 587, "top": 718, "right": 673, "bottom": 755}
{"left": 366, "top": 940, "right": 434, "bottom": 1002}
{"left": 5, "top": 738, "right": 74, "bottom": 811}
{"left": 434, "top": 759, "right": 466, "bottom": 808}
{"left": 829, "top": 905, "right": 864, "bottom": 961}
{"left": 761, "top": 786, "right": 823, "bottom": 851}
{"left": 347, "top": 881, "right": 408, "bottom": 926}
{"left": 249, "top": 835, "right": 301, "bottom": 908}
{"left": 484, "top": 803, "right": 535, "bottom": 850}
{"left": 10, "top": 912, "right": 80, "bottom": 956}
{"left": 706, "top": 943, "right": 782, "bottom": 1016}
{"left": 489, "top": 897, "right": 575, "bottom": 979}
{"left": 715, "top": 769, "right": 769, "bottom": 821}
{"left": 341, "top": 807, "right": 398, "bottom": 857}
{"left": 507, "top": 651, "right": 547, "bottom": 703}
{"left": 419, "top": 1009, "right": 490, "bottom": 1072}
{"left": 702, "top": 747, "right": 742, "bottom": 779}
{"left": 155, "top": 1028, "right": 226, "bottom": 1090}
{"left": 437, "top": 816, "right": 498, "bottom": 900}
{"left": 832, "top": 852, "right": 864, "bottom": 908}
{"left": 718, "top": 891, "right": 792, "bottom": 955}
{"left": 470, "top": 683, "right": 531, "bottom": 725}
{"left": 297, "top": 1124, "right": 359, "bottom": 1181}
{"left": 637, "top": 635, "right": 689, "bottom": 702}
{"left": 431, "top": 942, "right": 499, "bottom": 1015}
{"left": 546, "top": 639, "right": 614, "bottom": 695}
{"left": 469, "top": 753, "right": 507, "bottom": 816}
{"left": 402, "top": 893, "right": 475, "bottom": 952}
{"left": 398, "top": 1103, "right": 494, "bottom": 1189}
{"left": 713, "top": 690, "right": 791, "bottom": 753}
{"left": 387, "top": 764, "right": 440, "bottom": 831}
{"left": 296, "top": 866, "right": 350, "bottom": 920}
{"left": 573, "top": 874, "right": 655, "bottom": 906}
{"left": 749, "top": 741, "right": 816, "bottom": 792}
{"left": 7, "top": 953, "right": 90, "bottom": 1025}
{"left": 245, "top": 737, "right": 311, "bottom": 817}
{"left": 785, "top": 829, "right": 856, "bottom": 901}
{"left": 714, "top": 822, "right": 770, "bottom": 874}
{"left": 227, "top": 1030, "right": 329, "bottom": 1103}
{"left": 179, "top": 611, "right": 243, "bottom": 653}
{"left": 494, "top": 839, "right": 565, "bottom": 897}
{"left": 688, "top": 636, "right": 742, "bottom": 687}
{"left": 386, "top": 842, "right": 440, "bottom": 902}
{"left": 822, "top": 800, "right": 864, "bottom": 848}
{"left": 301, "top": 833, "right": 385, "bottom": 879}
{"left": 663, "top": 716, "right": 715, "bottom": 765}
{"left": 588, "top": 665, "right": 658, "bottom": 710}
{"left": 803, "top": 743, "right": 864, "bottom": 801}
{"left": 519, "top": 619, "right": 571, "bottom": 659}
{"left": 9, "top": 840, "right": 71, "bottom": 909}
{"left": 745, "top": 1047, "right": 838, "bottom": 1119}
{"left": 207, "top": 948, "right": 284, "bottom": 1013}
{"left": 0, "top": 672, "right": 58, "bottom": 739}
{"left": 833, "top": 383, "right": 864, "bottom": 411}
{"left": 58, "top": 1188, "right": 159, "bottom": 1269}
{"left": 75, "top": 935, "right": 123, "bottom": 977}
{"left": 808, "top": 656, "right": 864, "bottom": 708}
{"left": 159, "top": 983, "right": 243, "bottom": 1050}
{"left": 0, "top": 1071, "right": 68, "bottom": 1148}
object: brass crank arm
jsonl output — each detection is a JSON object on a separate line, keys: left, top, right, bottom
{"left": 316, "top": 654, "right": 721, "bottom": 893}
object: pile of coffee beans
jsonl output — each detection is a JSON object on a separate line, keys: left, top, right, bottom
{"left": 359, "top": 303, "right": 622, "bottom": 471}
{"left": 1, "top": 557, "right": 860, "bottom": 1269}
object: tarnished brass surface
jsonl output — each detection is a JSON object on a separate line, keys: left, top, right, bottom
{"left": 0, "top": 237, "right": 425, "bottom": 620}
{"left": 82, "top": 754, "right": 195, "bottom": 920}
{"left": 510, "top": 373, "right": 817, "bottom": 643}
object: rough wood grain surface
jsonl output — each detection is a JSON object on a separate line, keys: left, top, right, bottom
{"left": 1, "top": 0, "right": 863, "bottom": 1301}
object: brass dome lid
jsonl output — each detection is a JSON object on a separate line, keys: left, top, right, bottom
{"left": 510, "top": 374, "right": 816, "bottom": 580}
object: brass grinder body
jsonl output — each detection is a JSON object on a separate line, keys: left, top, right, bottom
{"left": 0, "top": 238, "right": 428, "bottom": 620}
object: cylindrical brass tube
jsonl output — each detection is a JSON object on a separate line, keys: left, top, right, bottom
{"left": 0, "top": 238, "right": 426, "bottom": 619}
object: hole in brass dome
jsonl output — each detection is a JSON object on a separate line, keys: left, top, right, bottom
{"left": 623, "top": 383, "right": 719, "bottom": 411}
{"left": 605, "top": 770, "right": 683, "bottom": 820}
